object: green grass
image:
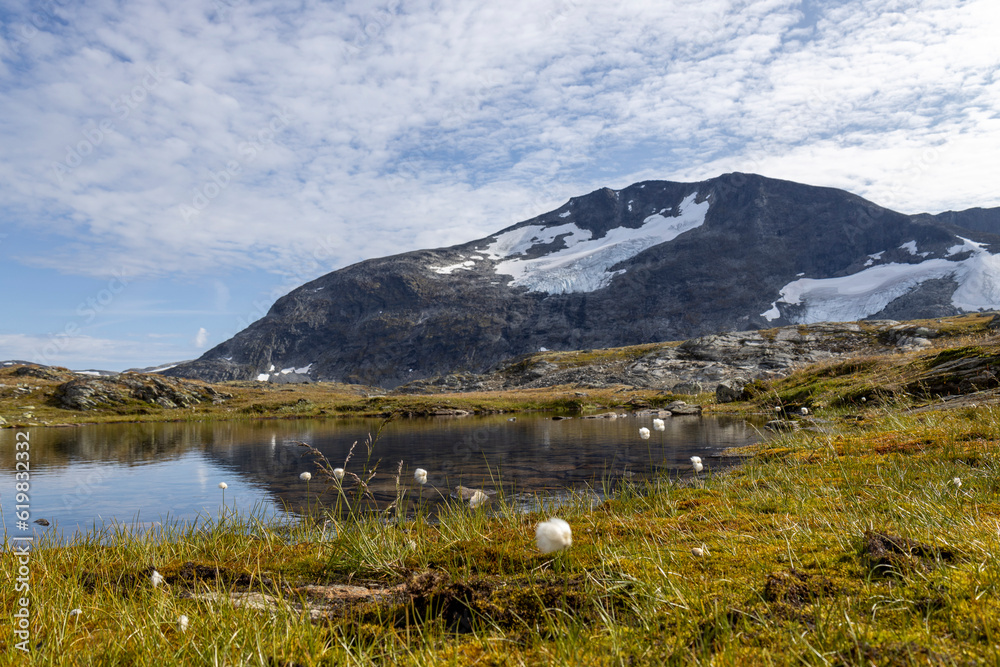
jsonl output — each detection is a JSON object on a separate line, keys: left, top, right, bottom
{"left": 7, "top": 397, "right": 1000, "bottom": 665}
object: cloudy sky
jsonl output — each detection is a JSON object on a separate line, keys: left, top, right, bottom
{"left": 1, "top": 0, "right": 998, "bottom": 370}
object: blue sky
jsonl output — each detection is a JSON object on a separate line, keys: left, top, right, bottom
{"left": 1, "top": 0, "right": 998, "bottom": 370}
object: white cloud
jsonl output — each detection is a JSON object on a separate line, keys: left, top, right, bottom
{"left": 194, "top": 327, "right": 209, "bottom": 348}
{"left": 0, "top": 0, "right": 997, "bottom": 288}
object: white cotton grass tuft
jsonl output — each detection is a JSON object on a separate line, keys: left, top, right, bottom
{"left": 691, "top": 546, "right": 706, "bottom": 557}
{"left": 535, "top": 518, "right": 572, "bottom": 554}
{"left": 299, "top": 472, "right": 312, "bottom": 482}
{"left": 332, "top": 468, "right": 345, "bottom": 482}
{"left": 218, "top": 482, "right": 228, "bottom": 490}
{"left": 690, "top": 456, "right": 703, "bottom": 473}
{"left": 151, "top": 570, "right": 165, "bottom": 588}
{"left": 177, "top": 615, "right": 189, "bottom": 633}
{"left": 69, "top": 608, "right": 82, "bottom": 617}
{"left": 414, "top": 468, "right": 428, "bottom": 485}
{"left": 469, "top": 490, "right": 489, "bottom": 508}
{"left": 652, "top": 418, "right": 665, "bottom": 431}
{"left": 639, "top": 427, "right": 650, "bottom": 440}
{"left": 800, "top": 407, "right": 809, "bottom": 415}
{"left": 953, "top": 477, "right": 963, "bottom": 488}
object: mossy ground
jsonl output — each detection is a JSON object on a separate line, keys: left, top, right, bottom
{"left": 6, "top": 393, "right": 1000, "bottom": 664}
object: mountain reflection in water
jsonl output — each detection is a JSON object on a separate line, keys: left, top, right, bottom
{"left": 0, "top": 414, "right": 760, "bottom": 539}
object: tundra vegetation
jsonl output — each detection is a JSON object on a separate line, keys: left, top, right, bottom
{"left": 3, "top": 313, "right": 1000, "bottom": 664}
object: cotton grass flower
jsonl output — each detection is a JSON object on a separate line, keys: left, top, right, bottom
{"left": 414, "top": 468, "right": 428, "bottom": 485}
{"left": 151, "top": 570, "right": 165, "bottom": 588}
{"left": 176, "top": 615, "right": 189, "bottom": 633}
{"left": 332, "top": 468, "right": 345, "bottom": 482}
{"left": 469, "top": 490, "right": 489, "bottom": 508}
{"left": 535, "top": 518, "right": 572, "bottom": 554}
{"left": 692, "top": 546, "right": 706, "bottom": 557}
{"left": 652, "top": 418, "right": 665, "bottom": 431}
{"left": 69, "top": 609, "right": 82, "bottom": 618}
{"left": 690, "top": 456, "right": 703, "bottom": 473}
{"left": 639, "top": 427, "right": 650, "bottom": 440}
{"left": 953, "top": 477, "right": 963, "bottom": 488}
{"left": 218, "top": 482, "right": 227, "bottom": 490}
{"left": 299, "top": 472, "right": 312, "bottom": 482}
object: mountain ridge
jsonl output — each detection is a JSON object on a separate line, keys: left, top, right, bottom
{"left": 163, "top": 173, "right": 1000, "bottom": 387}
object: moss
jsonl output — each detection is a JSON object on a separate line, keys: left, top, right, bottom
{"left": 925, "top": 345, "right": 991, "bottom": 368}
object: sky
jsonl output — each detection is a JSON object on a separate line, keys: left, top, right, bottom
{"left": 1, "top": 0, "right": 998, "bottom": 371}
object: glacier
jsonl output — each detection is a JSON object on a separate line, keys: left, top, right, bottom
{"left": 763, "top": 236, "right": 1000, "bottom": 323}
{"left": 481, "top": 192, "right": 710, "bottom": 295}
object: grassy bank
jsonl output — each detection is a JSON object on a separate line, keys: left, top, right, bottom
{"left": 4, "top": 396, "right": 1000, "bottom": 665}
{"left": 0, "top": 368, "right": 684, "bottom": 428}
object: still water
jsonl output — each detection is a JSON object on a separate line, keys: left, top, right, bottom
{"left": 0, "top": 414, "right": 760, "bottom": 540}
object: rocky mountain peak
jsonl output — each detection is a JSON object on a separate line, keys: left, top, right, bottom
{"left": 163, "top": 173, "right": 1000, "bottom": 387}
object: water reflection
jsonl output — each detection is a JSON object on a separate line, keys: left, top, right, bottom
{"left": 0, "top": 414, "right": 760, "bottom": 540}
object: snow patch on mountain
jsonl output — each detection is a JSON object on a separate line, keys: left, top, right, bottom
{"left": 763, "top": 237, "right": 1000, "bottom": 322}
{"left": 864, "top": 251, "right": 885, "bottom": 267}
{"left": 481, "top": 193, "right": 709, "bottom": 294}
{"left": 761, "top": 302, "right": 781, "bottom": 320}
{"left": 430, "top": 258, "right": 478, "bottom": 275}
{"left": 948, "top": 237, "right": 986, "bottom": 256}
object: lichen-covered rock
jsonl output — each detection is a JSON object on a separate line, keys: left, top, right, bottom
{"left": 664, "top": 401, "right": 702, "bottom": 416}
{"left": 54, "top": 374, "right": 232, "bottom": 411}
{"left": 715, "top": 378, "right": 749, "bottom": 404}
{"left": 671, "top": 381, "right": 703, "bottom": 395}
{"left": 13, "top": 365, "right": 74, "bottom": 381}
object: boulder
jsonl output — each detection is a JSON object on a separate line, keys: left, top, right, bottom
{"left": 715, "top": 378, "right": 749, "bottom": 404}
{"left": 665, "top": 400, "right": 702, "bottom": 416}
{"left": 54, "top": 374, "right": 231, "bottom": 411}
{"left": 671, "top": 381, "right": 704, "bottom": 395}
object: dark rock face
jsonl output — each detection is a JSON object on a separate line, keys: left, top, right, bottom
{"left": 164, "top": 173, "right": 1000, "bottom": 387}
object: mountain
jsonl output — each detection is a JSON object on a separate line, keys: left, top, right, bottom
{"left": 164, "top": 173, "right": 1000, "bottom": 387}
